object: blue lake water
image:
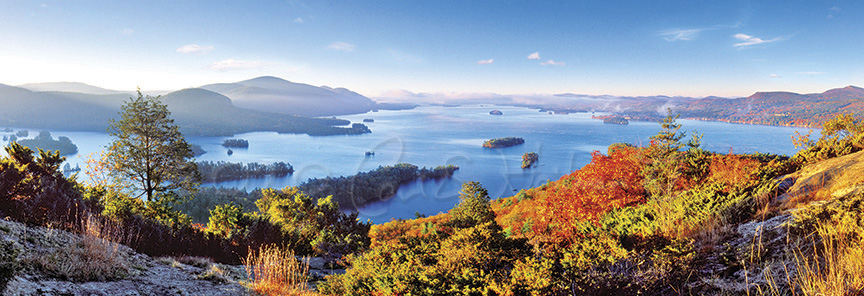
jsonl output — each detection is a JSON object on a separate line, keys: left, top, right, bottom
{"left": 1, "top": 105, "right": 815, "bottom": 223}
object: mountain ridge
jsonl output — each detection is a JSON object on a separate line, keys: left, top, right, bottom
{"left": 200, "top": 76, "right": 378, "bottom": 117}
{"left": 0, "top": 84, "right": 368, "bottom": 137}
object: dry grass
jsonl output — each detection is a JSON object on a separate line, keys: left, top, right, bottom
{"left": 790, "top": 219, "right": 864, "bottom": 295}
{"left": 32, "top": 215, "right": 133, "bottom": 281}
{"left": 243, "top": 244, "right": 316, "bottom": 296}
{"left": 177, "top": 256, "right": 215, "bottom": 268}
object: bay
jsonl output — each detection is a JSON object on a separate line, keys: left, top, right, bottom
{"left": 0, "top": 105, "right": 814, "bottom": 223}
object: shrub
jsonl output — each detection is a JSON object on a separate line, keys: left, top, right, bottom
{"left": 0, "top": 240, "right": 20, "bottom": 291}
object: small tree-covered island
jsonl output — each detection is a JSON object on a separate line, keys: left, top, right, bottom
{"left": 603, "top": 115, "right": 630, "bottom": 125}
{"left": 482, "top": 137, "right": 525, "bottom": 148}
{"left": 221, "top": 138, "right": 249, "bottom": 148}
{"left": 521, "top": 151, "right": 539, "bottom": 168}
{"left": 16, "top": 130, "right": 78, "bottom": 156}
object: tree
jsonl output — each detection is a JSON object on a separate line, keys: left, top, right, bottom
{"left": 642, "top": 110, "right": 700, "bottom": 199}
{"left": 105, "top": 90, "right": 200, "bottom": 203}
{"left": 449, "top": 181, "right": 496, "bottom": 228}
{"left": 208, "top": 203, "right": 243, "bottom": 238}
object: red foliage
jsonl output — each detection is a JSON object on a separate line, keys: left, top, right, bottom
{"left": 706, "top": 154, "right": 764, "bottom": 193}
{"left": 490, "top": 146, "right": 647, "bottom": 246}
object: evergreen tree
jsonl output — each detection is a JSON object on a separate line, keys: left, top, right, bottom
{"left": 105, "top": 90, "right": 200, "bottom": 203}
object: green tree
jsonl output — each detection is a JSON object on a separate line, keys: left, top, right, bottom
{"left": 105, "top": 90, "right": 200, "bottom": 203}
{"left": 449, "top": 181, "right": 496, "bottom": 228}
{"left": 642, "top": 110, "right": 701, "bottom": 199}
{"left": 208, "top": 203, "right": 243, "bottom": 238}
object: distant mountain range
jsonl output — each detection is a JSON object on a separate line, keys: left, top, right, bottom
{"left": 545, "top": 85, "right": 864, "bottom": 127}
{"left": 0, "top": 77, "right": 384, "bottom": 136}
{"left": 3, "top": 76, "right": 861, "bottom": 135}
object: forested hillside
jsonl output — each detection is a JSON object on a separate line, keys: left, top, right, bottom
{"left": 551, "top": 86, "right": 864, "bottom": 128}
{"left": 319, "top": 113, "right": 864, "bottom": 295}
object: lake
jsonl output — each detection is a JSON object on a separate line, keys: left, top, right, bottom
{"left": 0, "top": 105, "right": 814, "bottom": 223}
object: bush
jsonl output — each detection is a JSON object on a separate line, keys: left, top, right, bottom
{"left": 0, "top": 240, "right": 20, "bottom": 291}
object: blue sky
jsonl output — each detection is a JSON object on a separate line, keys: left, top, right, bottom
{"left": 0, "top": 0, "right": 861, "bottom": 97}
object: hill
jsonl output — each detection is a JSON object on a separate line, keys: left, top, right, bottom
{"left": 160, "top": 88, "right": 368, "bottom": 136}
{"left": 0, "top": 85, "right": 368, "bottom": 136}
{"left": 201, "top": 76, "right": 378, "bottom": 116}
{"left": 545, "top": 85, "right": 864, "bottom": 127}
{"left": 17, "top": 82, "right": 126, "bottom": 95}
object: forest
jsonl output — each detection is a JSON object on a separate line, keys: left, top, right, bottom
{"left": 296, "top": 163, "right": 460, "bottom": 208}
{"left": 196, "top": 161, "right": 294, "bottom": 183}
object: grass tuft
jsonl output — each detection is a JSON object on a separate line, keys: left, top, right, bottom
{"left": 243, "top": 244, "right": 316, "bottom": 296}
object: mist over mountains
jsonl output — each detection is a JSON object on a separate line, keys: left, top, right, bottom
{"left": 200, "top": 76, "right": 379, "bottom": 117}
{"left": 375, "top": 85, "right": 864, "bottom": 127}
{"left": 0, "top": 77, "right": 383, "bottom": 136}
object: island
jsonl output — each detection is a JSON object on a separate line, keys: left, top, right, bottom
{"left": 521, "top": 152, "right": 539, "bottom": 169}
{"left": 363, "top": 118, "right": 374, "bottom": 123}
{"left": 599, "top": 115, "right": 630, "bottom": 125}
{"left": 489, "top": 110, "right": 503, "bottom": 115}
{"left": 221, "top": 138, "right": 249, "bottom": 148}
{"left": 298, "top": 163, "right": 459, "bottom": 208}
{"left": 17, "top": 130, "right": 78, "bottom": 156}
{"left": 483, "top": 137, "right": 525, "bottom": 148}
{"left": 196, "top": 161, "right": 293, "bottom": 183}
{"left": 190, "top": 144, "right": 206, "bottom": 157}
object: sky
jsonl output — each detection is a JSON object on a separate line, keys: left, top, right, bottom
{"left": 0, "top": 0, "right": 862, "bottom": 98}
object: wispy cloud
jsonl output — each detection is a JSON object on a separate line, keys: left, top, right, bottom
{"left": 476, "top": 58, "right": 494, "bottom": 65}
{"left": 293, "top": 17, "right": 304, "bottom": 23}
{"left": 527, "top": 52, "right": 540, "bottom": 60}
{"left": 176, "top": 44, "right": 214, "bottom": 54}
{"left": 829, "top": 6, "right": 840, "bottom": 19}
{"left": 328, "top": 41, "right": 356, "bottom": 52}
{"left": 660, "top": 28, "right": 704, "bottom": 41}
{"left": 208, "top": 59, "right": 269, "bottom": 71}
{"left": 733, "top": 33, "right": 782, "bottom": 47}
{"left": 769, "top": 73, "right": 781, "bottom": 78}
{"left": 795, "top": 71, "right": 826, "bottom": 75}
{"left": 541, "top": 60, "right": 565, "bottom": 66}
{"left": 387, "top": 49, "right": 423, "bottom": 63}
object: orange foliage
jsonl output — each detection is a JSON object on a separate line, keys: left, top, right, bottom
{"left": 369, "top": 213, "right": 453, "bottom": 247}
{"left": 706, "top": 154, "right": 764, "bottom": 193}
{"left": 494, "top": 146, "right": 647, "bottom": 246}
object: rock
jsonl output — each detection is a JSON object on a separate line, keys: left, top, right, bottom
{"left": 0, "top": 219, "right": 249, "bottom": 296}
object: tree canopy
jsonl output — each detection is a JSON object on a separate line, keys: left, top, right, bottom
{"left": 105, "top": 90, "right": 200, "bottom": 202}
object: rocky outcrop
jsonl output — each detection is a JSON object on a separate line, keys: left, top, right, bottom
{"left": 0, "top": 219, "right": 248, "bottom": 296}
